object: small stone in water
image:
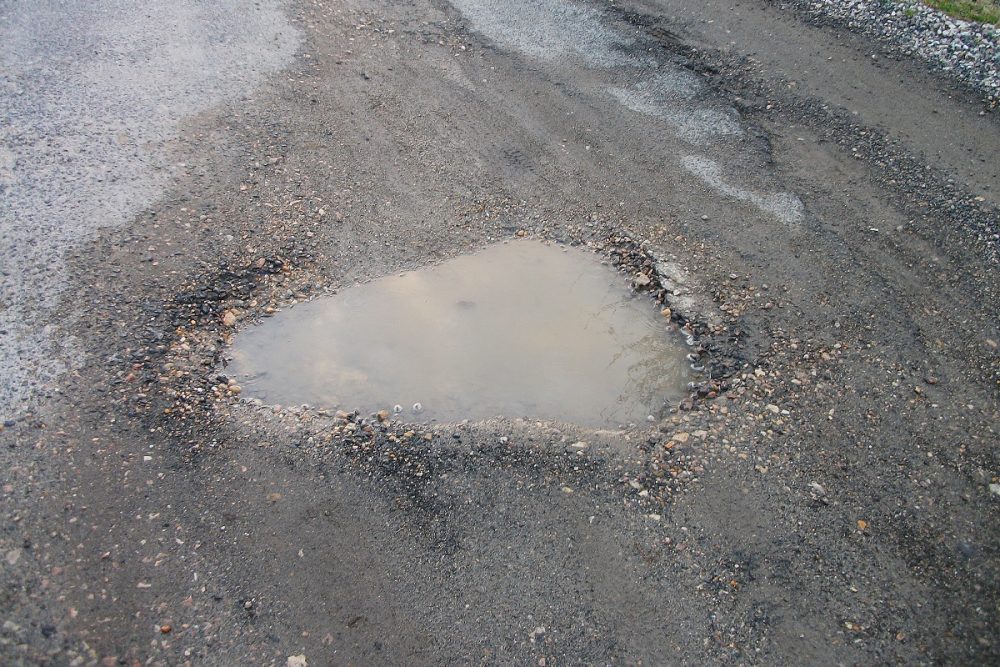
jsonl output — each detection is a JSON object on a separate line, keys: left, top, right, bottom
{"left": 412, "top": 402, "right": 423, "bottom": 414}
{"left": 393, "top": 404, "right": 403, "bottom": 414}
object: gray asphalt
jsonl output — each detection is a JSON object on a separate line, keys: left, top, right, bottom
{"left": 1, "top": 0, "right": 998, "bottom": 665}
{"left": 0, "top": 0, "right": 300, "bottom": 413}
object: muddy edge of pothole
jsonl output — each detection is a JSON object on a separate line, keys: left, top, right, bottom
{"left": 138, "top": 221, "right": 748, "bottom": 508}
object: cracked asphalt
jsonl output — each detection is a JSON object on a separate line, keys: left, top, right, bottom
{"left": 1, "top": 0, "right": 998, "bottom": 665}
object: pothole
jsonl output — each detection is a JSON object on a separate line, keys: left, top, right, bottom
{"left": 228, "top": 240, "right": 694, "bottom": 427}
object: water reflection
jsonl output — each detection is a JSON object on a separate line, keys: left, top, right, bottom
{"left": 230, "top": 241, "right": 691, "bottom": 426}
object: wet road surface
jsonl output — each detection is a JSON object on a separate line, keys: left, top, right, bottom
{"left": 1, "top": 0, "right": 998, "bottom": 664}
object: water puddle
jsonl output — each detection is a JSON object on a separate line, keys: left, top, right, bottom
{"left": 229, "top": 241, "right": 692, "bottom": 427}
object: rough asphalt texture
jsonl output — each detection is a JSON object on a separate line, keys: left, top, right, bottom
{"left": 0, "top": 0, "right": 300, "bottom": 411}
{"left": 1, "top": 0, "right": 998, "bottom": 665}
{"left": 780, "top": 0, "right": 1000, "bottom": 106}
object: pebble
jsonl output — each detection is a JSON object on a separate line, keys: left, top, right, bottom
{"left": 788, "top": 0, "right": 1000, "bottom": 105}
{"left": 222, "top": 310, "right": 237, "bottom": 327}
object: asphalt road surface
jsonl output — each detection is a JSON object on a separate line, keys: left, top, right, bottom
{"left": 1, "top": 0, "right": 998, "bottom": 665}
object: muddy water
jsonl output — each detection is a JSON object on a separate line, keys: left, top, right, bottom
{"left": 230, "top": 241, "right": 692, "bottom": 426}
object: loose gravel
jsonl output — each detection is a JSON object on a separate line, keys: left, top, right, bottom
{"left": 779, "top": 0, "right": 1000, "bottom": 106}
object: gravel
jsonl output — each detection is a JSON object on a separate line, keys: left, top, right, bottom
{"left": 779, "top": 0, "right": 1000, "bottom": 106}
